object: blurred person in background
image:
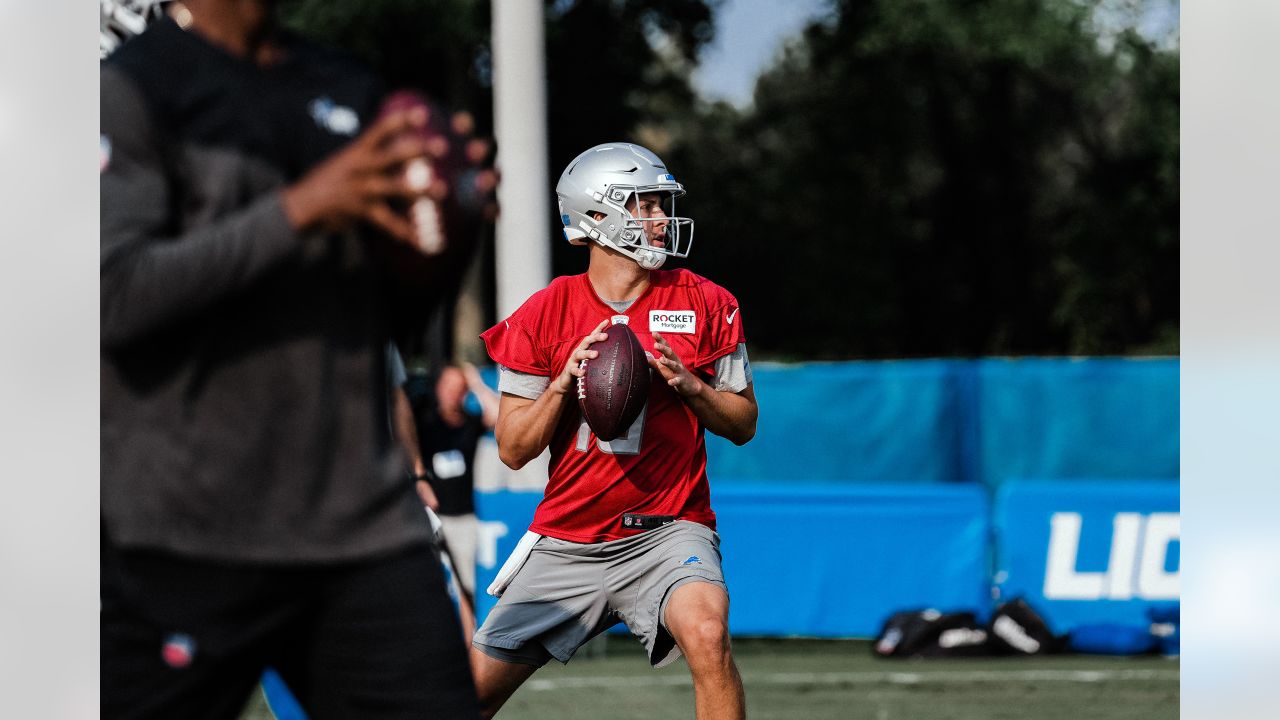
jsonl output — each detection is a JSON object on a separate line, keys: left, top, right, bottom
{"left": 99, "top": 1, "right": 481, "bottom": 717}
{"left": 411, "top": 362, "right": 499, "bottom": 642}
{"left": 388, "top": 342, "right": 436, "bottom": 509}
{"left": 470, "top": 143, "right": 757, "bottom": 720}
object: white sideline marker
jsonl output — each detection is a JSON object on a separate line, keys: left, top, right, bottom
{"left": 525, "top": 668, "right": 1178, "bottom": 691}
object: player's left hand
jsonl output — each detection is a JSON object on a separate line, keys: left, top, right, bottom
{"left": 649, "top": 333, "right": 702, "bottom": 398}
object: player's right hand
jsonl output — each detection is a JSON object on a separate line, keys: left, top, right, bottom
{"left": 281, "top": 108, "right": 437, "bottom": 244}
{"left": 552, "top": 320, "right": 610, "bottom": 395}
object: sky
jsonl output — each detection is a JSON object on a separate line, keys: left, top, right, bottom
{"left": 692, "top": 0, "right": 831, "bottom": 108}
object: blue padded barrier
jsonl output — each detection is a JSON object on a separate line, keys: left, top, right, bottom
{"left": 475, "top": 483, "right": 990, "bottom": 638}
{"left": 993, "top": 479, "right": 1179, "bottom": 633}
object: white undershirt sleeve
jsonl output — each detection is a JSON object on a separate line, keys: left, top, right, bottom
{"left": 497, "top": 365, "right": 552, "bottom": 399}
{"left": 712, "top": 343, "right": 753, "bottom": 393}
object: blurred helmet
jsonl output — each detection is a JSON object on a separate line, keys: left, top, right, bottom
{"left": 100, "top": 0, "right": 173, "bottom": 58}
{"left": 556, "top": 143, "right": 694, "bottom": 270}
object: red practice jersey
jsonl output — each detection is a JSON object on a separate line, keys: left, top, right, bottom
{"left": 481, "top": 269, "right": 746, "bottom": 542}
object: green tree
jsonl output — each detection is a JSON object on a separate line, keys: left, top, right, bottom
{"left": 280, "top": 0, "right": 494, "bottom": 126}
{"left": 671, "top": 0, "right": 1178, "bottom": 358}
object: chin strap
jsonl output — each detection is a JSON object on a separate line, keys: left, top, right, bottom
{"left": 591, "top": 235, "right": 667, "bottom": 269}
{"left": 635, "top": 248, "right": 666, "bottom": 269}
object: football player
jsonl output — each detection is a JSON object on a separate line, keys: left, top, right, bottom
{"left": 474, "top": 143, "right": 757, "bottom": 719}
{"left": 100, "top": 2, "right": 481, "bottom": 717}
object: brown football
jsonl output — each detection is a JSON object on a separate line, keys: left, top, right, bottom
{"left": 578, "top": 322, "right": 651, "bottom": 441}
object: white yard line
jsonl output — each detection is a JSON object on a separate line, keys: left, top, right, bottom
{"left": 525, "top": 668, "right": 1178, "bottom": 691}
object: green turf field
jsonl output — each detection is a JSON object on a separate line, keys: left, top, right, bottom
{"left": 238, "top": 638, "right": 1178, "bottom": 720}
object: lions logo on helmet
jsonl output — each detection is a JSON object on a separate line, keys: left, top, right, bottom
{"left": 556, "top": 143, "right": 694, "bottom": 270}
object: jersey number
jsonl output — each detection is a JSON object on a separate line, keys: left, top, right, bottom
{"left": 575, "top": 402, "right": 649, "bottom": 455}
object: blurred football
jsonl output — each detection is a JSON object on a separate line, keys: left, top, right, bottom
{"left": 376, "top": 90, "right": 453, "bottom": 255}
{"left": 578, "top": 322, "right": 651, "bottom": 441}
{"left": 367, "top": 91, "right": 496, "bottom": 319}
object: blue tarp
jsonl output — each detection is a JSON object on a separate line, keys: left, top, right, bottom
{"left": 706, "top": 361, "right": 968, "bottom": 484}
{"left": 706, "top": 358, "right": 1178, "bottom": 488}
{"left": 973, "top": 359, "right": 1180, "bottom": 489}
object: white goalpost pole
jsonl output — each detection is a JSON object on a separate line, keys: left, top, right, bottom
{"left": 491, "top": 0, "right": 552, "bottom": 319}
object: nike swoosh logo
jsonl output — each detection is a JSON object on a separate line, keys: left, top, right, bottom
{"left": 725, "top": 308, "right": 739, "bottom": 325}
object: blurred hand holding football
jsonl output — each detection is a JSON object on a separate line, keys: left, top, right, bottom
{"left": 375, "top": 90, "right": 498, "bottom": 255}
{"left": 280, "top": 89, "right": 496, "bottom": 255}
{"left": 279, "top": 105, "right": 430, "bottom": 242}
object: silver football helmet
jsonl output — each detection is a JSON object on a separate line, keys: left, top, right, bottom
{"left": 101, "top": 0, "right": 174, "bottom": 58}
{"left": 556, "top": 143, "right": 694, "bottom": 270}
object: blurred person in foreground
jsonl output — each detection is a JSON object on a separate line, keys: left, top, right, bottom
{"left": 412, "top": 362, "right": 499, "bottom": 642}
{"left": 471, "top": 143, "right": 758, "bottom": 719}
{"left": 99, "top": 1, "right": 483, "bottom": 717}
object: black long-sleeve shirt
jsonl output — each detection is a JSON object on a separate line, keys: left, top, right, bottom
{"left": 101, "top": 19, "right": 432, "bottom": 562}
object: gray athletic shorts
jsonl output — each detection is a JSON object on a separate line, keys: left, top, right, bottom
{"left": 473, "top": 520, "right": 726, "bottom": 669}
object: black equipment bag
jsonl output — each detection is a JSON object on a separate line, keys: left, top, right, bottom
{"left": 986, "top": 598, "right": 1066, "bottom": 655}
{"left": 873, "top": 609, "right": 990, "bottom": 658}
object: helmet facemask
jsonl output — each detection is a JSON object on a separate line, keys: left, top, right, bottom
{"left": 565, "top": 186, "right": 694, "bottom": 270}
